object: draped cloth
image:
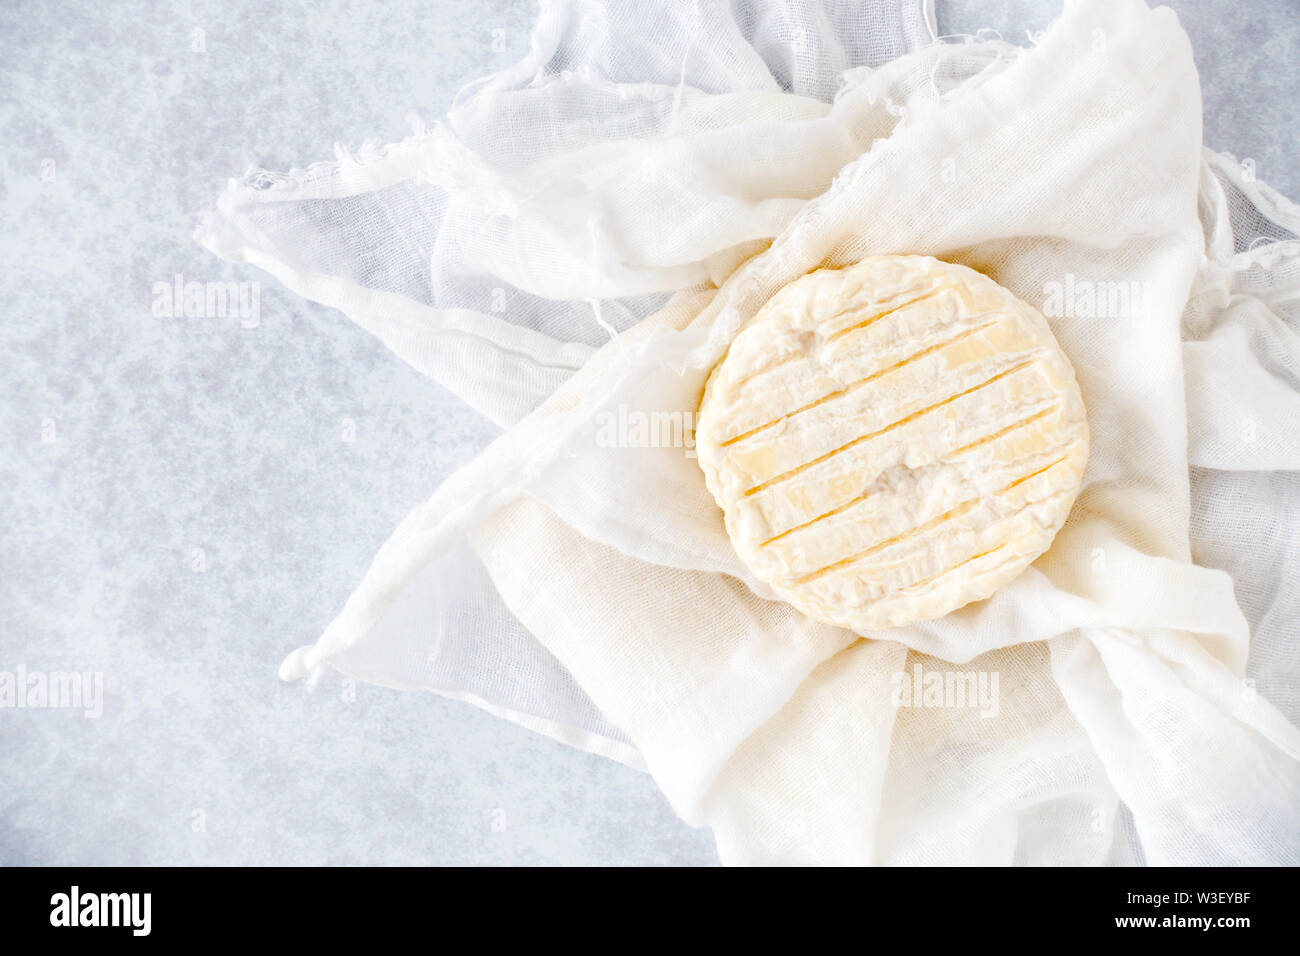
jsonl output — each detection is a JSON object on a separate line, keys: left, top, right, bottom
{"left": 199, "top": 0, "right": 1300, "bottom": 863}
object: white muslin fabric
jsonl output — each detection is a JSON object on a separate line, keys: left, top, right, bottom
{"left": 198, "top": 0, "right": 1300, "bottom": 864}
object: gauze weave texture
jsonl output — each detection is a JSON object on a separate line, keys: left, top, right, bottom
{"left": 199, "top": 0, "right": 1300, "bottom": 864}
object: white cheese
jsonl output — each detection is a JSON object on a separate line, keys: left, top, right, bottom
{"left": 696, "top": 255, "right": 1089, "bottom": 632}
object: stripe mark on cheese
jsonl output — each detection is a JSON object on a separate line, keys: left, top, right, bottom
{"left": 741, "top": 355, "right": 1043, "bottom": 497}
{"left": 720, "top": 317, "right": 1005, "bottom": 448}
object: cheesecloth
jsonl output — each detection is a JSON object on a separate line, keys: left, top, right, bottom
{"left": 198, "top": 0, "right": 1300, "bottom": 864}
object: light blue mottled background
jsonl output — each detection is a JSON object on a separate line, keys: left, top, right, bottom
{"left": 2, "top": 0, "right": 1296, "bottom": 865}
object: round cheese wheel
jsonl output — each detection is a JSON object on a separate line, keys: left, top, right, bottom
{"left": 696, "top": 255, "right": 1089, "bottom": 633}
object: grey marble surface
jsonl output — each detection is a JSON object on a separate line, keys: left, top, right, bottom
{"left": 1, "top": 0, "right": 1295, "bottom": 866}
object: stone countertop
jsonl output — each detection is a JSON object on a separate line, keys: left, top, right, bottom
{"left": 1, "top": 0, "right": 1294, "bottom": 865}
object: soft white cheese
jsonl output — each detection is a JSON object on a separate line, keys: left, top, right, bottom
{"left": 696, "top": 255, "right": 1089, "bottom": 633}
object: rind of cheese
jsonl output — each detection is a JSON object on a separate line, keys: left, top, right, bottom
{"left": 695, "top": 255, "right": 1089, "bottom": 633}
